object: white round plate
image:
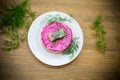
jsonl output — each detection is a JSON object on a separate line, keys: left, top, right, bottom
{"left": 28, "top": 11, "right": 83, "bottom": 66}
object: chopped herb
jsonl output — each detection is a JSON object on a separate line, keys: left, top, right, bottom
{"left": 64, "top": 37, "right": 79, "bottom": 59}
{"left": 91, "top": 13, "right": 107, "bottom": 53}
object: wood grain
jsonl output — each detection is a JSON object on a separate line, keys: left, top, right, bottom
{"left": 0, "top": 0, "right": 120, "bottom": 80}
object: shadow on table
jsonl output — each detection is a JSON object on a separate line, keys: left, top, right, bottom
{"left": 103, "top": 0, "right": 120, "bottom": 80}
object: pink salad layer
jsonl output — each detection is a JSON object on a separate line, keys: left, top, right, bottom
{"left": 41, "top": 22, "right": 73, "bottom": 53}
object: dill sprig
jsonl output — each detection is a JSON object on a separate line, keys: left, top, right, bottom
{"left": 91, "top": 14, "right": 107, "bottom": 53}
{"left": 64, "top": 37, "right": 79, "bottom": 59}
{"left": 1, "top": 0, "right": 28, "bottom": 28}
{"left": 0, "top": 0, "right": 35, "bottom": 51}
{"left": 47, "top": 15, "right": 72, "bottom": 23}
{"left": 1, "top": 28, "right": 21, "bottom": 51}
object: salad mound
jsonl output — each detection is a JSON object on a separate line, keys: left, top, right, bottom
{"left": 41, "top": 22, "right": 73, "bottom": 53}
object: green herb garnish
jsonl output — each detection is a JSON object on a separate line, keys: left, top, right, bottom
{"left": 1, "top": 28, "right": 21, "bottom": 51}
{"left": 0, "top": 0, "right": 35, "bottom": 51}
{"left": 91, "top": 13, "right": 107, "bottom": 53}
{"left": 1, "top": 0, "right": 27, "bottom": 27}
{"left": 47, "top": 14, "right": 72, "bottom": 23}
{"left": 64, "top": 37, "right": 79, "bottom": 59}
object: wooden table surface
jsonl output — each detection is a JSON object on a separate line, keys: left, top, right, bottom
{"left": 0, "top": 0, "right": 120, "bottom": 80}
